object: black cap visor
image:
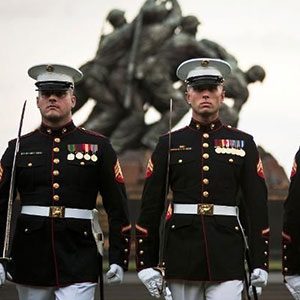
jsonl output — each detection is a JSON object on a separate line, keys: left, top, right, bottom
{"left": 186, "top": 75, "right": 224, "bottom": 87}
{"left": 35, "top": 81, "right": 73, "bottom": 91}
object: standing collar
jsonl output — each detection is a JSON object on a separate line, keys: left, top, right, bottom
{"left": 39, "top": 120, "right": 76, "bottom": 136}
{"left": 189, "top": 118, "right": 223, "bottom": 132}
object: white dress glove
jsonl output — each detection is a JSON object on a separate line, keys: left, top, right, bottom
{"left": 163, "top": 286, "right": 173, "bottom": 300}
{"left": 285, "top": 275, "right": 300, "bottom": 300}
{"left": 248, "top": 285, "right": 262, "bottom": 297}
{"left": 0, "top": 263, "right": 5, "bottom": 286}
{"left": 250, "top": 268, "right": 268, "bottom": 287}
{"left": 106, "top": 264, "right": 124, "bottom": 284}
{"left": 247, "top": 268, "right": 268, "bottom": 298}
{"left": 138, "top": 268, "right": 163, "bottom": 298}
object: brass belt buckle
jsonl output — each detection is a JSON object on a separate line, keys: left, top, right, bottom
{"left": 198, "top": 203, "right": 214, "bottom": 215}
{"left": 49, "top": 206, "right": 65, "bottom": 218}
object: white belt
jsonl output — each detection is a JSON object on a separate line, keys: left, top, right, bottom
{"left": 21, "top": 205, "right": 93, "bottom": 219}
{"left": 173, "top": 203, "right": 238, "bottom": 216}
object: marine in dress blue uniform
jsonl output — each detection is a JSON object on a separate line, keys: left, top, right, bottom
{"left": 135, "top": 58, "right": 269, "bottom": 300}
{"left": 0, "top": 64, "right": 131, "bottom": 300}
{"left": 282, "top": 148, "right": 300, "bottom": 299}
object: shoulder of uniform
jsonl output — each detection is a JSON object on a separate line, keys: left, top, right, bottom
{"left": 77, "top": 127, "right": 108, "bottom": 139}
{"left": 20, "top": 130, "right": 37, "bottom": 139}
{"left": 223, "top": 125, "right": 253, "bottom": 139}
{"left": 160, "top": 126, "right": 189, "bottom": 138}
{"left": 8, "top": 130, "right": 37, "bottom": 145}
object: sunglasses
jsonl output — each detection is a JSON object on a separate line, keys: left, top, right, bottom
{"left": 39, "top": 90, "right": 68, "bottom": 98}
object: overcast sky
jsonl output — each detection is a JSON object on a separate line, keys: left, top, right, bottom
{"left": 0, "top": 0, "right": 299, "bottom": 174}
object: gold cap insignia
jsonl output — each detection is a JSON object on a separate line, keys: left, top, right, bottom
{"left": 46, "top": 65, "right": 54, "bottom": 72}
{"left": 201, "top": 60, "right": 209, "bottom": 67}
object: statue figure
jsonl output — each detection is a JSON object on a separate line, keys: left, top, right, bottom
{"left": 76, "top": 0, "right": 186, "bottom": 152}
{"left": 74, "top": 0, "right": 266, "bottom": 154}
{"left": 199, "top": 38, "right": 238, "bottom": 70}
{"left": 156, "top": 15, "right": 216, "bottom": 82}
{"left": 107, "top": 0, "right": 184, "bottom": 152}
{"left": 135, "top": 15, "right": 217, "bottom": 149}
{"left": 99, "top": 9, "right": 128, "bottom": 47}
{"left": 74, "top": 8, "right": 134, "bottom": 135}
{"left": 220, "top": 65, "right": 266, "bottom": 127}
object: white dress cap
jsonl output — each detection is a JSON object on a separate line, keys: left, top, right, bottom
{"left": 176, "top": 58, "right": 231, "bottom": 81}
{"left": 28, "top": 64, "right": 83, "bottom": 84}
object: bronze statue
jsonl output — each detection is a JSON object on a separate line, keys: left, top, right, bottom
{"left": 74, "top": 0, "right": 266, "bottom": 153}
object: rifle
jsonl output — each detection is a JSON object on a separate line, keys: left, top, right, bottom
{"left": 0, "top": 100, "right": 27, "bottom": 268}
